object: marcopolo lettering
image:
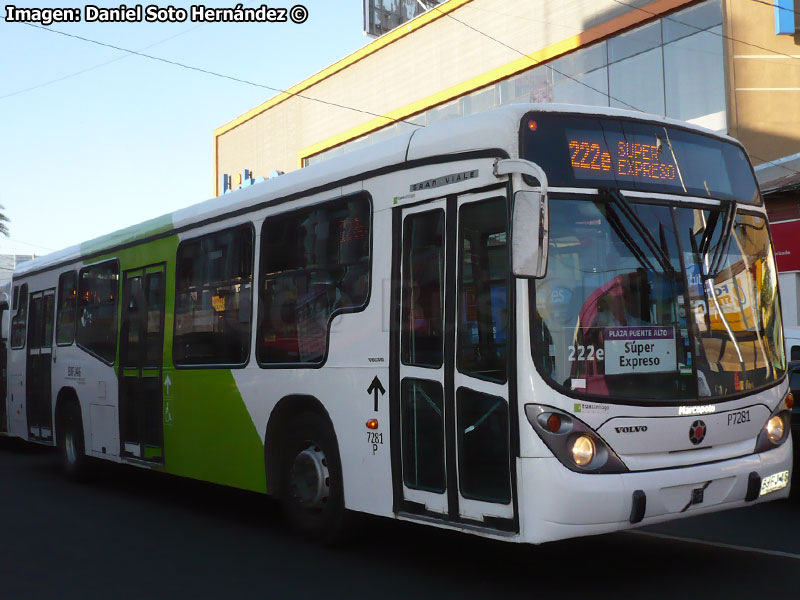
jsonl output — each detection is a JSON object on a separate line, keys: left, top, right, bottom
{"left": 678, "top": 405, "right": 716, "bottom": 416}
{"left": 614, "top": 425, "right": 648, "bottom": 434}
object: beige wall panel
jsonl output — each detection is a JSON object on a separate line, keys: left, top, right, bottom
{"left": 727, "top": 0, "right": 800, "bottom": 164}
{"left": 216, "top": 0, "right": 670, "bottom": 184}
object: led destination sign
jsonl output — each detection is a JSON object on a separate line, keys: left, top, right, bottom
{"left": 569, "top": 139, "right": 677, "bottom": 182}
{"left": 521, "top": 113, "right": 760, "bottom": 203}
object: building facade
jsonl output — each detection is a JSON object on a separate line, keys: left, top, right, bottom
{"left": 215, "top": 0, "right": 800, "bottom": 318}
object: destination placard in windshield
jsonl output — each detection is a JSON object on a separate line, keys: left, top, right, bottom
{"left": 520, "top": 112, "right": 760, "bottom": 203}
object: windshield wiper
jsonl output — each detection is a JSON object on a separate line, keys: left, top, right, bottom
{"left": 601, "top": 188, "right": 675, "bottom": 274}
{"left": 708, "top": 201, "right": 736, "bottom": 278}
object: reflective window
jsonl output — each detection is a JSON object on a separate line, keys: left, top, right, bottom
{"left": 401, "top": 378, "right": 446, "bottom": 493}
{"left": 56, "top": 271, "right": 77, "bottom": 346}
{"left": 174, "top": 226, "right": 253, "bottom": 366}
{"left": 402, "top": 210, "right": 445, "bottom": 368}
{"left": 258, "top": 194, "right": 371, "bottom": 365}
{"left": 457, "top": 388, "right": 510, "bottom": 504}
{"left": 550, "top": 44, "right": 609, "bottom": 107}
{"left": 531, "top": 199, "right": 784, "bottom": 402}
{"left": 78, "top": 261, "right": 119, "bottom": 363}
{"left": 121, "top": 276, "right": 144, "bottom": 368}
{"left": 664, "top": 26, "right": 726, "bottom": 130}
{"left": 609, "top": 47, "right": 665, "bottom": 115}
{"left": 608, "top": 21, "right": 661, "bottom": 63}
{"left": 11, "top": 283, "right": 27, "bottom": 349}
{"left": 457, "top": 197, "right": 509, "bottom": 383}
{"left": 662, "top": 0, "right": 722, "bottom": 44}
{"left": 682, "top": 210, "right": 785, "bottom": 396}
{"left": 145, "top": 271, "right": 164, "bottom": 367}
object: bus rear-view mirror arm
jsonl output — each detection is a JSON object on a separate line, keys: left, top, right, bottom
{"left": 494, "top": 158, "right": 549, "bottom": 278}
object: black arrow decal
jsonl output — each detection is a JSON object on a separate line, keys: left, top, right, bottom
{"left": 367, "top": 375, "right": 386, "bottom": 412}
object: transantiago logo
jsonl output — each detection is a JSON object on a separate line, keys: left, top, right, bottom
{"left": 689, "top": 420, "right": 707, "bottom": 445}
{"left": 614, "top": 425, "right": 648, "bottom": 434}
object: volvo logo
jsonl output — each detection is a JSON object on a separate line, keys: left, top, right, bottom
{"left": 614, "top": 425, "right": 648, "bottom": 434}
{"left": 689, "top": 420, "right": 707, "bottom": 445}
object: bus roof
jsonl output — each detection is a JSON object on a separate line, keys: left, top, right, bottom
{"left": 14, "top": 103, "right": 739, "bottom": 279}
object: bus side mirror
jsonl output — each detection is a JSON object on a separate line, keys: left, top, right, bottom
{"left": 512, "top": 190, "right": 549, "bottom": 278}
{"left": 1, "top": 308, "right": 8, "bottom": 341}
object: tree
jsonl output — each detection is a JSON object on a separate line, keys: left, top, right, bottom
{"left": 0, "top": 204, "right": 8, "bottom": 237}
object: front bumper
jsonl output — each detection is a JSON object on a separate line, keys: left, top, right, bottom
{"left": 517, "top": 437, "right": 792, "bottom": 544}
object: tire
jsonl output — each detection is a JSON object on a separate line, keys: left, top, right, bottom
{"left": 279, "top": 411, "right": 349, "bottom": 544}
{"left": 59, "top": 402, "right": 92, "bottom": 481}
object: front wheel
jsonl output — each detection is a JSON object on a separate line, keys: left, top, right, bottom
{"left": 280, "top": 412, "right": 349, "bottom": 544}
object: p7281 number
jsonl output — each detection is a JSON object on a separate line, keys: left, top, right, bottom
{"left": 727, "top": 409, "right": 750, "bottom": 426}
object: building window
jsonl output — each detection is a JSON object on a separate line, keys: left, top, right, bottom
{"left": 56, "top": 271, "right": 77, "bottom": 346}
{"left": 174, "top": 225, "right": 254, "bottom": 366}
{"left": 257, "top": 193, "right": 371, "bottom": 365}
{"left": 77, "top": 261, "right": 119, "bottom": 364}
{"left": 608, "top": 22, "right": 664, "bottom": 115}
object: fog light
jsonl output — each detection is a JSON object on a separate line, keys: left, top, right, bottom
{"left": 572, "top": 435, "right": 595, "bottom": 467}
{"left": 766, "top": 415, "right": 785, "bottom": 444}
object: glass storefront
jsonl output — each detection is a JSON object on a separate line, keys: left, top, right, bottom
{"left": 306, "top": 0, "right": 726, "bottom": 166}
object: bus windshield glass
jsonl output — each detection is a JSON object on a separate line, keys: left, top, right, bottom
{"left": 531, "top": 196, "right": 785, "bottom": 402}
{"left": 520, "top": 112, "right": 760, "bottom": 203}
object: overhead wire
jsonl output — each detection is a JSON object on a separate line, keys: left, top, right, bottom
{"left": 9, "top": 2, "right": 800, "bottom": 178}
{"left": 1, "top": 23, "right": 208, "bottom": 100}
{"left": 9, "top": 22, "right": 425, "bottom": 128}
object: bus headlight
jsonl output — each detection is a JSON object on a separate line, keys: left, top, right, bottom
{"left": 755, "top": 409, "right": 791, "bottom": 454}
{"left": 571, "top": 435, "right": 595, "bottom": 466}
{"left": 525, "top": 405, "right": 628, "bottom": 474}
{"left": 766, "top": 416, "right": 785, "bottom": 444}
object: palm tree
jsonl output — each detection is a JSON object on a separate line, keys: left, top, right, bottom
{"left": 0, "top": 204, "right": 8, "bottom": 237}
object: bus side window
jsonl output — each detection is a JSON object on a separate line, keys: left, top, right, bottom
{"left": 56, "top": 271, "right": 78, "bottom": 346}
{"left": 401, "top": 209, "right": 445, "bottom": 368}
{"left": 257, "top": 193, "right": 371, "bottom": 366}
{"left": 791, "top": 345, "right": 800, "bottom": 361}
{"left": 77, "top": 261, "right": 119, "bottom": 364}
{"left": 456, "top": 197, "right": 509, "bottom": 383}
{"left": 10, "top": 283, "right": 28, "bottom": 349}
{"left": 173, "top": 224, "right": 254, "bottom": 366}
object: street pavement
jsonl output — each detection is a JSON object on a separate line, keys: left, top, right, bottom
{"left": 1, "top": 436, "right": 798, "bottom": 599}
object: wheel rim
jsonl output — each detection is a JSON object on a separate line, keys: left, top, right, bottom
{"left": 289, "top": 444, "right": 330, "bottom": 509}
{"left": 65, "top": 429, "right": 77, "bottom": 465}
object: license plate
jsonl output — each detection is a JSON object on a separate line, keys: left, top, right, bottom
{"left": 760, "top": 470, "right": 790, "bottom": 496}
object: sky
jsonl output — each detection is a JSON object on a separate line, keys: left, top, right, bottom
{"left": 0, "top": 1, "right": 369, "bottom": 257}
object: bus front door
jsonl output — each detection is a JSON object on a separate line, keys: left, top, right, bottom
{"left": 394, "top": 190, "right": 515, "bottom": 530}
{"left": 26, "top": 289, "right": 55, "bottom": 442}
{"left": 119, "top": 264, "right": 166, "bottom": 463}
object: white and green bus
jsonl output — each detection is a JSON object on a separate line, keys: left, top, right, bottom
{"left": 1, "top": 104, "right": 792, "bottom": 544}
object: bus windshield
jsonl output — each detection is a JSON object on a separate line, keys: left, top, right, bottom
{"left": 531, "top": 196, "right": 785, "bottom": 402}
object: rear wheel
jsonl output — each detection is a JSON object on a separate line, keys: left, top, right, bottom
{"left": 280, "top": 412, "right": 349, "bottom": 544}
{"left": 59, "top": 403, "right": 91, "bottom": 481}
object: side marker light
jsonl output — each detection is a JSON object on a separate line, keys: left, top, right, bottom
{"left": 366, "top": 419, "right": 379, "bottom": 430}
